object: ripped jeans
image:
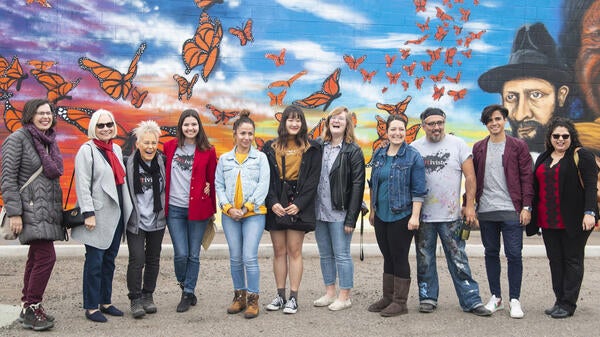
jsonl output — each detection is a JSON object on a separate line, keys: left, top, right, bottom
{"left": 415, "top": 220, "right": 484, "bottom": 311}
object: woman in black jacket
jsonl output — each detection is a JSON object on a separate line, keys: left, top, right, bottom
{"left": 312, "top": 106, "right": 365, "bottom": 311}
{"left": 528, "top": 117, "right": 598, "bottom": 319}
{"left": 263, "top": 105, "right": 321, "bottom": 314}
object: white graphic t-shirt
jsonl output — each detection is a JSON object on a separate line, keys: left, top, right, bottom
{"left": 412, "top": 134, "right": 471, "bottom": 222}
{"left": 169, "top": 144, "right": 195, "bottom": 208}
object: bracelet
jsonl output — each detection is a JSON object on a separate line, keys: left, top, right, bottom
{"left": 584, "top": 211, "right": 596, "bottom": 217}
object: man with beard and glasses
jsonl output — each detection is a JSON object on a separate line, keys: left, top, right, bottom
{"left": 478, "top": 22, "right": 571, "bottom": 160}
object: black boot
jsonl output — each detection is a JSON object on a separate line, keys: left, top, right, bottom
{"left": 176, "top": 292, "right": 197, "bottom": 312}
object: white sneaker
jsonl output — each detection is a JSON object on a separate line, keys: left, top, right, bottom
{"left": 484, "top": 295, "right": 504, "bottom": 313}
{"left": 509, "top": 299, "right": 524, "bottom": 318}
{"left": 313, "top": 295, "right": 336, "bottom": 307}
{"left": 328, "top": 299, "right": 352, "bottom": 311}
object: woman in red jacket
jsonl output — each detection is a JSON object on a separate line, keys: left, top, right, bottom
{"left": 163, "top": 109, "right": 216, "bottom": 313}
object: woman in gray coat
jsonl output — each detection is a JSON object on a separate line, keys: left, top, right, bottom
{"left": 125, "top": 120, "right": 166, "bottom": 318}
{"left": 1, "top": 99, "right": 64, "bottom": 331}
{"left": 71, "top": 109, "right": 133, "bottom": 323}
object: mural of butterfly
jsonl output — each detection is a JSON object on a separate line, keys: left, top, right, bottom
{"left": 381, "top": 87, "right": 388, "bottom": 94}
{"left": 376, "top": 96, "right": 412, "bottom": 117}
{"left": 173, "top": 73, "right": 199, "bottom": 101}
{"left": 401, "top": 80, "right": 409, "bottom": 91}
{"left": 434, "top": 25, "right": 449, "bottom": 42}
{"left": 268, "top": 70, "right": 307, "bottom": 88}
{"left": 292, "top": 68, "right": 341, "bottom": 111}
{"left": 421, "top": 60, "right": 433, "bottom": 71}
{"left": 399, "top": 48, "right": 411, "bottom": 60}
{"left": 194, "top": 0, "right": 223, "bottom": 10}
{"left": 435, "top": 6, "right": 455, "bottom": 21}
{"left": 460, "top": 8, "right": 471, "bottom": 22}
{"left": 30, "top": 69, "right": 81, "bottom": 104}
{"left": 403, "top": 62, "right": 416, "bottom": 76}
{"left": 360, "top": 69, "right": 376, "bottom": 83}
{"left": 427, "top": 47, "right": 442, "bottom": 62}
{"left": 343, "top": 54, "right": 366, "bottom": 71}
{"left": 130, "top": 87, "right": 148, "bottom": 109}
{"left": 416, "top": 17, "right": 430, "bottom": 32}
{"left": 448, "top": 88, "right": 467, "bottom": 101}
{"left": 79, "top": 42, "right": 146, "bottom": 101}
{"left": 385, "top": 54, "right": 397, "bottom": 68}
{"left": 25, "top": 0, "right": 51, "bottom": 8}
{"left": 443, "top": 0, "right": 453, "bottom": 8}
{"left": 255, "top": 137, "right": 265, "bottom": 151}
{"left": 182, "top": 13, "right": 223, "bottom": 81}
{"left": 405, "top": 34, "right": 429, "bottom": 45}
{"left": 3, "top": 100, "right": 22, "bottom": 133}
{"left": 413, "top": 0, "right": 427, "bottom": 12}
{"left": 453, "top": 25, "right": 463, "bottom": 35}
{"left": 445, "top": 47, "right": 457, "bottom": 66}
{"left": 415, "top": 76, "right": 425, "bottom": 90}
{"left": 27, "top": 60, "right": 57, "bottom": 71}
{"left": 445, "top": 71, "right": 461, "bottom": 83}
{"left": 386, "top": 71, "right": 401, "bottom": 84}
{"left": 229, "top": 19, "right": 253, "bottom": 46}
{"left": 206, "top": 104, "right": 240, "bottom": 124}
{"left": 432, "top": 84, "right": 445, "bottom": 100}
{"left": 0, "top": 91, "right": 13, "bottom": 102}
{"left": 464, "top": 30, "right": 486, "bottom": 47}
{"left": 265, "top": 48, "right": 286, "bottom": 67}
{"left": 308, "top": 117, "right": 326, "bottom": 140}
{"left": 0, "top": 55, "right": 28, "bottom": 92}
{"left": 268, "top": 90, "right": 286, "bottom": 106}
{"left": 461, "top": 49, "right": 472, "bottom": 58}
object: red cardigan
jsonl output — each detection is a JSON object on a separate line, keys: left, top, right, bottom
{"left": 163, "top": 139, "right": 217, "bottom": 221}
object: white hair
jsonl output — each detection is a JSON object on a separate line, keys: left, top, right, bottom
{"left": 87, "top": 109, "right": 117, "bottom": 140}
{"left": 133, "top": 120, "right": 161, "bottom": 141}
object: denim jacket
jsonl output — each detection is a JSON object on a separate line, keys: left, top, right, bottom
{"left": 215, "top": 146, "right": 270, "bottom": 213}
{"left": 369, "top": 143, "right": 427, "bottom": 214}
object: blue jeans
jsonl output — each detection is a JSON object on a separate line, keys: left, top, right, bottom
{"left": 83, "top": 222, "right": 123, "bottom": 309}
{"left": 221, "top": 214, "right": 265, "bottom": 294}
{"left": 315, "top": 220, "right": 354, "bottom": 289}
{"left": 167, "top": 205, "right": 208, "bottom": 294}
{"left": 479, "top": 219, "right": 523, "bottom": 300}
{"left": 415, "top": 220, "right": 483, "bottom": 311}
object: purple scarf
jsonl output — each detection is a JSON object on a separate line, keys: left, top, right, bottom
{"left": 24, "top": 123, "right": 64, "bottom": 179}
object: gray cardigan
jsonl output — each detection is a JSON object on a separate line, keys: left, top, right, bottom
{"left": 70, "top": 141, "right": 133, "bottom": 249}
{"left": 0, "top": 128, "right": 64, "bottom": 244}
{"left": 125, "top": 153, "right": 167, "bottom": 234}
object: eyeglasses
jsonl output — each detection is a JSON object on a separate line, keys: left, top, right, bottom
{"left": 35, "top": 111, "right": 53, "bottom": 116}
{"left": 96, "top": 122, "right": 115, "bottom": 129}
{"left": 551, "top": 134, "right": 570, "bottom": 140}
{"left": 424, "top": 120, "right": 445, "bottom": 127}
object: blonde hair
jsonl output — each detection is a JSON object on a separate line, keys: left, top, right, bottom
{"left": 87, "top": 109, "right": 117, "bottom": 140}
{"left": 323, "top": 106, "right": 356, "bottom": 143}
{"left": 133, "top": 120, "right": 161, "bottom": 141}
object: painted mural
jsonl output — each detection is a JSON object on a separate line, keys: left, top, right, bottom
{"left": 1, "top": 0, "right": 600, "bottom": 210}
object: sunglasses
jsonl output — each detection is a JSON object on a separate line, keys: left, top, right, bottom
{"left": 551, "top": 134, "right": 570, "bottom": 140}
{"left": 96, "top": 122, "right": 115, "bottom": 129}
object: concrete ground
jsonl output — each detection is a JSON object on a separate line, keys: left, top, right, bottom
{"left": 1, "top": 230, "right": 599, "bottom": 336}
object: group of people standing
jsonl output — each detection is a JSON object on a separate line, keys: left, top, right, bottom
{"left": 0, "top": 98, "right": 597, "bottom": 332}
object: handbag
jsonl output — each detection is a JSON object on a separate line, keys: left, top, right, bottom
{"left": 275, "top": 155, "right": 298, "bottom": 226}
{"left": 202, "top": 216, "right": 216, "bottom": 250}
{"left": 62, "top": 144, "right": 94, "bottom": 229}
{"left": 0, "top": 166, "right": 44, "bottom": 240}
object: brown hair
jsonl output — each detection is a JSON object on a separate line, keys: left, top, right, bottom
{"left": 22, "top": 98, "right": 56, "bottom": 128}
{"left": 323, "top": 106, "right": 356, "bottom": 143}
{"left": 176, "top": 109, "right": 211, "bottom": 151}
{"left": 273, "top": 105, "right": 309, "bottom": 151}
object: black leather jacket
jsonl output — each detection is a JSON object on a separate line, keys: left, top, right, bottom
{"left": 322, "top": 140, "right": 366, "bottom": 228}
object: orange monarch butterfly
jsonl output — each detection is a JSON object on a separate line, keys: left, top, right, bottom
{"left": 434, "top": 25, "right": 449, "bottom": 42}
{"left": 405, "top": 34, "right": 429, "bottom": 45}
{"left": 432, "top": 84, "right": 445, "bottom": 101}
{"left": 130, "top": 87, "right": 148, "bottom": 109}
{"left": 381, "top": 87, "right": 388, "bottom": 94}
{"left": 79, "top": 42, "right": 146, "bottom": 100}
{"left": 343, "top": 54, "right": 366, "bottom": 71}
{"left": 267, "top": 89, "right": 286, "bottom": 106}
{"left": 416, "top": 17, "right": 430, "bottom": 32}
{"left": 268, "top": 70, "right": 307, "bottom": 88}
{"left": 435, "top": 6, "right": 454, "bottom": 21}
{"left": 415, "top": 76, "right": 425, "bottom": 90}
{"left": 413, "top": 0, "right": 427, "bottom": 12}
{"left": 386, "top": 71, "right": 401, "bottom": 85}
{"left": 445, "top": 71, "right": 461, "bottom": 84}
{"left": 0, "top": 55, "right": 28, "bottom": 92}
{"left": 474, "top": 0, "right": 480, "bottom": 5}
{"left": 465, "top": 30, "right": 486, "bottom": 48}
{"left": 461, "top": 49, "right": 472, "bottom": 58}
{"left": 229, "top": 19, "right": 253, "bottom": 46}
{"left": 385, "top": 54, "right": 397, "bottom": 68}
{"left": 292, "top": 68, "right": 342, "bottom": 111}
{"left": 399, "top": 48, "right": 411, "bottom": 60}
{"left": 427, "top": 47, "right": 442, "bottom": 61}
{"left": 403, "top": 62, "right": 416, "bottom": 76}
{"left": 376, "top": 96, "right": 412, "bottom": 118}
{"left": 460, "top": 8, "right": 471, "bottom": 22}
{"left": 453, "top": 25, "right": 463, "bottom": 36}
{"left": 194, "top": 0, "right": 223, "bottom": 10}
{"left": 443, "top": 0, "right": 453, "bottom": 8}
{"left": 30, "top": 69, "right": 81, "bottom": 104}
{"left": 445, "top": 47, "right": 457, "bottom": 66}
{"left": 3, "top": 100, "right": 22, "bottom": 133}
{"left": 206, "top": 104, "right": 239, "bottom": 124}
{"left": 448, "top": 88, "right": 467, "bottom": 101}
{"left": 429, "top": 70, "right": 445, "bottom": 83}
{"left": 26, "top": 0, "right": 51, "bottom": 8}
{"left": 308, "top": 117, "right": 326, "bottom": 140}
{"left": 254, "top": 137, "right": 266, "bottom": 151}
{"left": 360, "top": 69, "right": 376, "bottom": 83}
{"left": 173, "top": 73, "right": 199, "bottom": 101}
{"left": 265, "top": 48, "right": 286, "bottom": 67}
{"left": 421, "top": 60, "right": 433, "bottom": 71}
{"left": 182, "top": 12, "right": 223, "bottom": 81}
{"left": 401, "top": 80, "right": 409, "bottom": 91}
{"left": 27, "top": 60, "right": 57, "bottom": 71}
{"left": 456, "top": 38, "right": 463, "bottom": 46}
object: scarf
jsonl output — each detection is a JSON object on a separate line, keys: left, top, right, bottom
{"left": 133, "top": 149, "right": 163, "bottom": 213}
{"left": 93, "top": 139, "right": 125, "bottom": 185}
{"left": 24, "top": 124, "right": 63, "bottom": 179}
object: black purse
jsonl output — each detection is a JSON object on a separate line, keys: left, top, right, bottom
{"left": 275, "top": 155, "right": 298, "bottom": 226}
{"left": 62, "top": 145, "right": 94, "bottom": 229}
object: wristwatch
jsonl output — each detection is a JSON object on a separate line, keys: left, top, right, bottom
{"left": 584, "top": 211, "right": 596, "bottom": 217}
{"left": 522, "top": 206, "right": 532, "bottom": 212}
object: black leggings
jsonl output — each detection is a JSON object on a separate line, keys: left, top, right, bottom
{"left": 374, "top": 215, "right": 414, "bottom": 278}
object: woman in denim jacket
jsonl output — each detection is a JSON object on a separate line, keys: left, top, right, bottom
{"left": 367, "top": 114, "right": 427, "bottom": 317}
{"left": 215, "top": 111, "right": 270, "bottom": 319}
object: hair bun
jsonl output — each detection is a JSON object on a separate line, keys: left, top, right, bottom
{"left": 239, "top": 109, "right": 251, "bottom": 118}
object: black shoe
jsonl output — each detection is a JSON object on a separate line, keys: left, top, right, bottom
{"left": 419, "top": 303, "right": 436, "bottom": 313}
{"left": 130, "top": 298, "right": 146, "bottom": 319}
{"left": 141, "top": 293, "right": 157, "bottom": 314}
{"left": 100, "top": 305, "right": 124, "bottom": 316}
{"left": 544, "top": 304, "right": 559, "bottom": 315}
{"left": 550, "top": 307, "right": 573, "bottom": 319}
{"left": 18, "top": 303, "right": 55, "bottom": 323}
{"left": 85, "top": 310, "right": 107, "bottom": 323}
{"left": 471, "top": 305, "right": 492, "bottom": 317}
{"left": 22, "top": 304, "right": 54, "bottom": 331}
{"left": 176, "top": 292, "right": 197, "bottom": 312}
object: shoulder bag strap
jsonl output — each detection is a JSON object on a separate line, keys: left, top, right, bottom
{"left": 20, "top": 166, "right": 43, "bottom": 193}
{"left": 64, "top": 144, "right": 94, "bottom": 209}
{"left": 574, "top": 147, "right": 583, "bottom": 188}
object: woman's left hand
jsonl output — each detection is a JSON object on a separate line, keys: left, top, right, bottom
{"left": 583, "top": 214, "right": 596, "bottom": 231}
{"left": 204, "top": 182, "right": 210, "bottom": 195}
{"left": 344, "top": 226, "right": 354, "bottom": 234}
{"left": 284, "top": 204, "right": 299, "bottom": 215}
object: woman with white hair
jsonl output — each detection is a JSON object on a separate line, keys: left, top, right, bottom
{"left": 71, "top": 109, "right": 132, "bottom": 323}
{"left": 124, "top": 120, "right": 166, "bottom": 318}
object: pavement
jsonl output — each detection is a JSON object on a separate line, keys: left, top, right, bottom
{"left": 0, "top": 229, "right": 599, "bottom": 336}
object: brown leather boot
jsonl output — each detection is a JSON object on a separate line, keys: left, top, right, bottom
{"left": 227, "top": 290, "right": 247, "bottom": 314}
{"left": 244, "top": 293, "right": 259, "bottom": 319}
{"left": 380, "top": 277, "right": 410, "bottom": 317}
{"left": 368, "top": 273, "right": 394, "bottom": 312}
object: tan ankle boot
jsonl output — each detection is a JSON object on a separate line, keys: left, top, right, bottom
{"left": 244, "top": 293, "right": 259, "bottom": 319}
{"left": 227, "top": 290, "right": 247, "bottom": 314}
{"left": 368, "top": 273, "right": 394, "bottom": 312}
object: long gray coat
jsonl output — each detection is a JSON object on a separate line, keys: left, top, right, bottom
{"left": 71, "top": 141, "right": 133, "bottom": 249}
{"left": 0, "top": 128, "right": 64, "bottom": 244}
{"left": 125, "top": 153, "right": 166, "bottom": 234}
